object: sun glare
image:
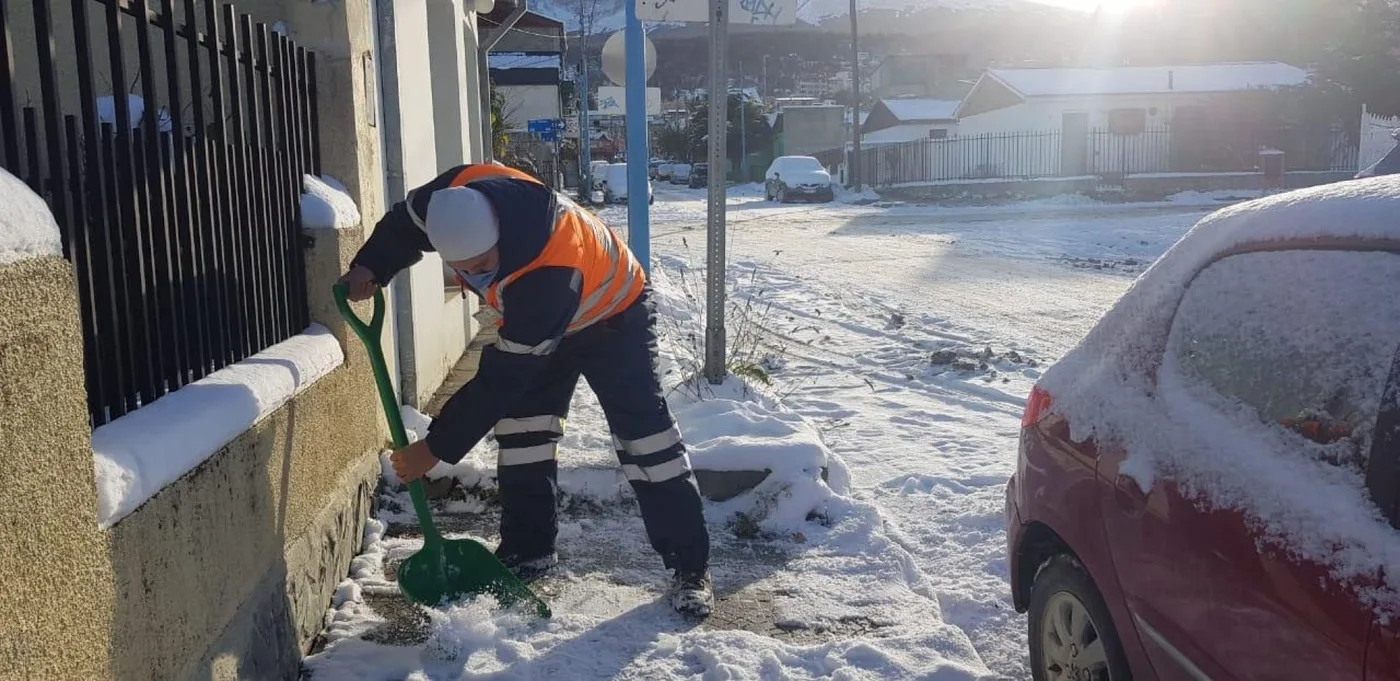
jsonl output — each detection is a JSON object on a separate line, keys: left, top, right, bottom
{"left": 1039, "top": 0, "right": 1159, "bottom": 12}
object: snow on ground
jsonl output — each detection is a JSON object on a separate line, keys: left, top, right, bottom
{"left": 305, "top": 241, "right": 1000, "bottom": 678}
{"left": 604, "top": 184, "right": 1215, "bottom": 677}
{"left": 308, "top": 184, "right": 1222, "bottom": 679}
{"left": 0, "top": 168, "right": 62, "bottom": 265}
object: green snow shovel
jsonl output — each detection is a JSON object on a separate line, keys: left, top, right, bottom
{"left": 333, "top": 283, "right": 551, "bottom": 618}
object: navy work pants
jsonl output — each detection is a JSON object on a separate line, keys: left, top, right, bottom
{"left": 492, "top": 288, "right": 711, "bottom": 573}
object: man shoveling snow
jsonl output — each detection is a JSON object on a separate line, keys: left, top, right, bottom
{"left": 338, "top": 162, "right": 715, "bottom": 616}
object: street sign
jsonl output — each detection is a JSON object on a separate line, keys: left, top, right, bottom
{"left": 601, "top": 30, "right": 657, "bottom": 86}
{"left": 637, "top": 0, "right": 797, "bottom": 25}
{"left": 527, "top": 118, "right": 559, "bottom": 141}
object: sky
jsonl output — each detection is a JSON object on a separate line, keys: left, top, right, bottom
{"left": 1034, "top": 0, "right": 1156, "bottom": 11}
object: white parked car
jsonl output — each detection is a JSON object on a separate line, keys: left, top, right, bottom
{"left": 588, "top": 160, "right": 610, "bottom": 190}
{"left": 670, "top": 164, "right": 693, "bottom": 185}
{"left": 765, "top": 155, "right": 834, "bottom": 203}
{"left": 657, "top": 163, "right": 676, "bottom": 181}
{"left": 601, "top": 163, "right": 654, "bottom": 205}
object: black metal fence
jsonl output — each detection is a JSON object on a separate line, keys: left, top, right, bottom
{"left": 855, "top": 126, "right": 1359, "bottom": 187}
{"left": 0, "top": 0, "right": 321, "bottom": 426}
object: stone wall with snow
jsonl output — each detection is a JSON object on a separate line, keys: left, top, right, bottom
{"left": 0, "top": 163, "right": 391, "bottom": 678}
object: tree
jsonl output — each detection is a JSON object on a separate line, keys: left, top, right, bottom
{"left": 489, "top": 83, "right": 510, "bottom": 160}
{"left": 686, "top": 94, "right": 774, "bottom": 168}
{"left": 653, "top": 125, "right": 690, "bottom": 161}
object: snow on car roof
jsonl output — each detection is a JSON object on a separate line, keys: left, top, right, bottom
{"left": 989, "top": 61, "right": 1309, "bottom": 98}
{"left": 1039, "top": 175, "right": 1400, "bottom": 619}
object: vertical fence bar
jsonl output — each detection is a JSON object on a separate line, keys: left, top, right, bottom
{"left": 277, "top": 34, "right": 306, "bottom": 330}
{"left": 306, "top": 50, "right": 320, "bottom": 174}
{"left": 72, "top": 0, "right": 126, "bottom": 423}
{"left": 106, "top": 0, "right": 160, "bottom": 407}
{"left": 0, "top": 0, "right": 18, "bottom": 172}
{"left": 206, "top": 0, "right": 243, "bottom": 362}
{"left": 22, "top": 108, "right": 38, "bottom": 190}
{"left": 65, "top": 115, "right": 104, "bottom": 425}
{"left": 254, "top": 24, "right": 287, "bottom": 341}
{"left": 133, "top": 0, "right": 185, "bottom": 394}
{"left": 100, "top": 122, "right": 137, "bottom": 417}
{"left": 222, "top": 3, "right": 256, "bottom": 357}
{"left": 295, "top": 47, "right": 309, "bottom": 170}
{"left": 31, "top": 0, "right": 70, "bottom": 237}
{"left": 239, "top": 14, "right": 269, "bottom": 350}
{"left": 185, "top": 0, "right": 224, "bottom": 371}
{"left": 160, "top": 0, "right": 207, "bottom": 381}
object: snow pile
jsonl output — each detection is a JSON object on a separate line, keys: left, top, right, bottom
{"left": 0, "top": 168, "right": 62, "bottom": 265}
{"left": 91, "top": 324, "right": 344, "bottom": 528}
{"left": 302, "top": 175, "right": 361, "bottom": 230}
{"left": 1040, "top": 176, "right": 1400, "bottom": 616}
{"left": 835, "top": 185, "right": 882, "bottom": 204}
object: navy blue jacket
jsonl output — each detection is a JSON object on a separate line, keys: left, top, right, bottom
{"left": 350, "top": 166, "right": 583, "bottom": 464}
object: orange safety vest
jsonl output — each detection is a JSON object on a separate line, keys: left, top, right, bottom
{"left": 449, "top": 165, "right": 646, "bottom": 335}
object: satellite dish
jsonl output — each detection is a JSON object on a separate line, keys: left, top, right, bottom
{"left": 601, "top": 30, "right": 657, "bottom": 86}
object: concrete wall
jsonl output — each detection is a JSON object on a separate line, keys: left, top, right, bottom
{"left": 878, "top": 170, "right": 1354, "bottom": 203}
{"left": 0, "top": 253, "right": 118, "bottom": 681}
{"left": 956, "top": 93, "right": 1220, "bottom": 135}
{"left": 499, "top": 84, "right": 562, "bottom": 130}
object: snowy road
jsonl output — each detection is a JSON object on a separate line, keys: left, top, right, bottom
{"left": 620, "top": 185, "right": 1216, "bottom": 677}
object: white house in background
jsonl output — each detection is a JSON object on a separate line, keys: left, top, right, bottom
{"left": 860, "top": 98, "right": 961, "bottom": 145}
{"left": 954, "top": 61, "right": 1311, "bottom": 136}
{"left": 489, "top": 52, "right": 564, "bottom": 132}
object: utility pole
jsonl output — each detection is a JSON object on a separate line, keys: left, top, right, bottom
{"left": 703, "top": 0, "right": 728, "bottom": 385}
{"left": 738, "top": 61, "right": 748, "bottom": 182}
{"left": 623, "top": 0, "right": 651, "bottom": 273}
{"left": 848, "top": 0, "right": 861, "bottom": 191}
{"left": 579, "top": 49, "right": 593, "bottom": 203}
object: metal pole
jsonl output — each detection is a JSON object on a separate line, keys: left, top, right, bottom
{"left": 849, "top": 0, "right": 861, "bottom": 191}
{"left": 579, "top": 46, "right": 592, "bottom": 203}
{"left": 739, "top": 61, "right": 747, "bottom": 182}
{"left": 703, "top": 0, "right": 728, "bottom": 384}
{"left": 624, "top": 0, "right": 650, "bottom": 273}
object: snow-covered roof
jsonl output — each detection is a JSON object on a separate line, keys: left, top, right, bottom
{"left": 487, "top": 52, "right": 562, "bottom": 71}
{"left": 989, "top": 61, "right": 1310, "bottom": 98}
{"left": 862, "top": 123, "right": 940, "bottom": 145}
{"left": 880, "top": 99, "right": 961, "bottom": 122}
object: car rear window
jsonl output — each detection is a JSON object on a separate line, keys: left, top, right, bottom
{"left": 1168, "top": 249, "right": 1400, "bottom": 473}
{"left": 786, "top": 158, "right": 824, "bottom": 172}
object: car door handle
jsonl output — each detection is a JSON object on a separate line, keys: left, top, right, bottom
{"left": 1115, "top": 474, "right": 1149, "bottom": 514}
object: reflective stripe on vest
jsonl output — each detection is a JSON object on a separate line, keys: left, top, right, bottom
{"left": 483, "top": 194, "right": 645, "bottom": 336}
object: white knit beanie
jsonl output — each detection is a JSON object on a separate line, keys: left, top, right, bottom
{"left": 424, "top": 186, "right": 499, "bottom": 261}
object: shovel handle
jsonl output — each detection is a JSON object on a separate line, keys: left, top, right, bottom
{"left": 333, "top": 283, "right": 442, "bottom": 544}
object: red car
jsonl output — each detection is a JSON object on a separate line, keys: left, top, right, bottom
{"left": 1006, "top": 176, "right": 1400, "bottom": 681}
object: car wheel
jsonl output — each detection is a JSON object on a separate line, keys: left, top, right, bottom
{"left": 777, "top": 186, "right": 788, "bottom": 203}
{"left": 1028, "top": 555, "right": 1132, "bottom": 681}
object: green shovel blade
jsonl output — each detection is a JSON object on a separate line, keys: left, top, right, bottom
{"left": 333, "top": 283, "right": 551, "bottom": 619}
{"left": 398, "top": 539, "right": 550, "bottom": 616}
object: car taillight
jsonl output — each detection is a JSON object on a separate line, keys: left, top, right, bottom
{"left": 1022, "top": 385, "right": 1053, "bottom": 427}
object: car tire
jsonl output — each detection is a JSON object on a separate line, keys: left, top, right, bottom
{"left": 777, "top": 186, "right": 788, "bottom": 203}
{"left": 1028, "top": 555, "right": 1133, "bottom": 681}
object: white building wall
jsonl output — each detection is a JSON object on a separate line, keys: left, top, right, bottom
{"left": 499, "top": 85, "right": 561, "bottom": 130}
{"left": 380, "top": 0, "right": 484, "bottom": 407}
{"left": 1361, "top": 107, "right": 1399, "bottom": 170}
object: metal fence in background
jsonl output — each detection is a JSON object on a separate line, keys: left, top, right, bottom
{"left": 855, "top": 126, "right": 1360, "bottom": 187}
{"left": 0, "top": 0, "right": 321, "bottom": 426}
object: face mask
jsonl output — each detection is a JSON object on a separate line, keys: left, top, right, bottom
{"left": 458, "top": 268, "right": 497, "bottom": 292}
